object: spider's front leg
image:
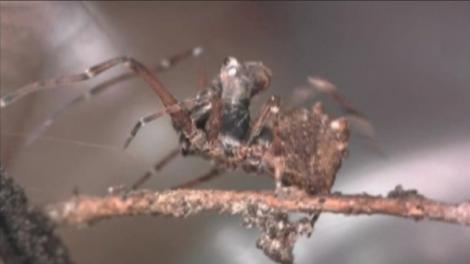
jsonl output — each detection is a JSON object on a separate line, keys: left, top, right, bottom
{"left": 122, "top": 58, "right": 195, "bottom": 135}
{"left": 21, "top": 47, "right": 204, "bottom": 146}
{"left": 129, "top": 97, "right": 225, "bottom": 191}
{"left": 122, "top": 100, "right": 197, "bottom": 149}
{"left": 0, "top": 55, "right": 195, "bottom": 138}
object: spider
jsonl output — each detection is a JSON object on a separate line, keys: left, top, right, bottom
{"left": 1, "top": 47, "right": 376, "bottom": 264}
{"left": 0, "top": 47, "right": 370, "bottom": 195}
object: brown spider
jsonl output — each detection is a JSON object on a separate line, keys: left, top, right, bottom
{"left": 0, "top": 47, "right": 365, "bottom": 195}
{"left": 1, "top": 47, "right": 375, "bottom": 264}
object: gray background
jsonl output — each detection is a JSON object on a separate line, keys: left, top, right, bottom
{"left": 1, "top": 1, "right": 469, "bottom": 264}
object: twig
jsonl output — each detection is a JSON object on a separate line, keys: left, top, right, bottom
{"left": 46, "top": 187, "right": 470, "bottom": 227}
{"left": 43, "top": 186, "right": 470, "bottom": 264}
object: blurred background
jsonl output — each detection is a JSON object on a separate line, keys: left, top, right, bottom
{"left": 1, "top": 1, "right": 469, "bottom": 264}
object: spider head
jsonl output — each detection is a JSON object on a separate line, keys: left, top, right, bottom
{"left": 219, "top": 57, "right": 272, "bottom": 104}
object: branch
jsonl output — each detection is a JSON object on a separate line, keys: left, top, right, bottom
{"left": 45, "top": 187, "right": 470, "bottom": 227}
{"left": 44, "top": 186, "right": 470, "bottom": 264}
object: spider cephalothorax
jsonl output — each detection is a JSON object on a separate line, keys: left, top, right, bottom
{"left": 180, "top": 56, "right": 272, "bottom": 155}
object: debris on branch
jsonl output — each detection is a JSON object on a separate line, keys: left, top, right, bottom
{"left": 45, "top": 187, "right": 470, "bottom": 264}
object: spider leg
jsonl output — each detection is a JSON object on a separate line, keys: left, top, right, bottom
{"left": 23, "top": 47, "right": 204, "bottom": 146}
{"left": 205, "top": 97, "right": 223, "bottom": 142}
{"left": 307, "top": 76, "right": 384, "bottom": 156}
{"left": 123, "top": 111, "right": 168, "bottom": 149}
{"left": 273, "top": 157, "right": 285, "bottom": 192}
{"left": 24, "top": 75, "right": 132, "bottom": 146}
{"left": 123, "top": 97, "right": 199, "bottom": 149}
{"left": 0, "top": 58, "right": 168, "bottom": 107}
{"left": 153, "top": 147, "right": 181, "bottom": 171}
{"left": 247, "top": 95, "right": 285, "bottom": 191}
{"left": 130, "top": 147, "right": 180, "bottom": 190}
{"left": 0, "top": 46, "right": 203, "bottom": 108}
{"left": 154, "top": 46, "right": 203, "bottom": 72}
{"left": 196, "top": 55, "right": 209, "bottom": 90}
{"left": 254, "top": 101, "right": 286, "bottom": 193}
{"left": 1, "top": 55, "right": 198, "bottom": 139}
{"left": 287, "top": 76, "right": 364, "bottom": 117}
{"left": 307, "top": 76, "right": 364, "bottom": 117}
{"left": 171, "top": 166, "right": 223, "bottom": 189}
{"left": 248, "top": 95, "right": 281, "bottom": 144}
{"left": 26, "top": 47, "right": 203, "bottom": 145}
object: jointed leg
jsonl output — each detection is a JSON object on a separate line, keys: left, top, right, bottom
{"left": 24, "top": 75, "right": 138, "bottom": 145}
{"left": 22, "top": 47, "right": 204, "bottom": 145}
{"left": 1, "top": 47, "right": 203, "bottom": 108}
{"left": 130, "top": 147, "right": 181, "bottom": 190}
{"left": 196, "top": 55, "right": 209, "bottom": 90}
{"left": 22, "top": 47, "right": 204, "bottom": 146}
{"left": 131, "top": 153, "right": 223, "bottom": 191}
{"left": 123, "top": 95, "right": 201, "bottom": 149}
{"left": 266, "top": 111, "right": 286, "bottom": 194}
{"left": 152, "top": 147, "right": 181, "bottom": 171}
{"left": 248, "top": 95, "right": 281, "bottom": 144}
{"left": 247, "top": 95, "right": 286, "bottom": 192}
{"left": 308, "top": 76, "right": 382, "bottom": 155}
{"left": 205, "top": 97, "right": 223, "bottom": 143}
{"left": 155, "top": 46, "right": 203, "bottom": 72}
{"left": 123, "top": 104, "right": 182, "bottom": 149}
{"left": 1, "top": 52, "right": 200, "bottom": 140}
{"left": 171, "top": 166, "right": 223, "bottom": 189}
{"left": 307, "top": 76, "right": 364, "bottom": 117}
{"left": 273, "top": 157, "right": 285, "bottom": 192}
{"left": 287, "top": 76, "right": 365, "bottom": 117}
{"left": 0, "top": 57, "right": 167, "bottom": 107}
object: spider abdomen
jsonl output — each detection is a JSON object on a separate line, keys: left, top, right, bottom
{"left": 273, "top": 103, "right": 349, "bottom": 194}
